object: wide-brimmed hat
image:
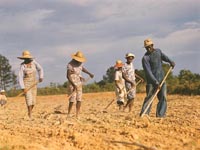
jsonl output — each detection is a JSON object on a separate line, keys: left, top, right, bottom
{"left": 144, "top": 38, "right": 154, "bottom": 47}
{"left": 0, "top": 90, "right": 5, "bottom": 93}
{"left": 17, "top": 50, "right": 33, "bottom": 59}
{"left": 71, "top": 51, "right": 86, "bottom": 62}
{"left": 115, "top": 60, "right": 124, "bottom": 68}
{"left": 125, "top": 53, "right": 135, "bottom": 58}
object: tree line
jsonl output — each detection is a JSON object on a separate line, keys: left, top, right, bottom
{"left": 90, "top": 64, "right": 200, "bottom": 96}
{"left": 0, "top": 54, "right": 17, "bottom": 91}
{"left": 0, "top": 54, "right": 200, "bottom": 96}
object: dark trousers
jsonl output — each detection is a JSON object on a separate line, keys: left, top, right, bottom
{"left": 140, "top": 83, "right": 167, "bottom": 117}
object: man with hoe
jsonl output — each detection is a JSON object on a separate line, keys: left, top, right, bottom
{"left": 140, "top": 38, "right": 175, "bottom": 118}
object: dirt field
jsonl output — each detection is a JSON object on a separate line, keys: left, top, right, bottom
{"left": 0, "top": 92, "right": 199, "bottom": 150}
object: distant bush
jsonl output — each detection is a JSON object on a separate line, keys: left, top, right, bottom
{"left": 6, "top": 88, "right": 21, "bottom": 97}
{"left": 83, "top": 83, "right": 101, "bottom": 93}
{"left": 5, "top": 67, "right": 200, "bottom": 97}
{"left": 37, "top": 87, "right": 67, "bottom": 96}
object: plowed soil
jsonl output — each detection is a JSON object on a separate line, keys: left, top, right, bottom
{"left": 0, "top": 92, "right": 199, "bottom": 150}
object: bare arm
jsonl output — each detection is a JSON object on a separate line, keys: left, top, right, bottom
{"left": 34, "top": 60, "right": 44, "bottom": 82}
{"left": 82, "top": 67, "right": 94, "bottom": 78}
{"left": 18, "top": 64, "right": 25, "bottom": 89}
{"left": 135, "top": 73, "right": 144, "bottom": 82}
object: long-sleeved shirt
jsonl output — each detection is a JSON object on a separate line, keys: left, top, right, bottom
{"left": 18, "top": 60, "right": 44, "bottom": 89}
{"left": 142, "top": 48, "right": 174, "bottom": 85}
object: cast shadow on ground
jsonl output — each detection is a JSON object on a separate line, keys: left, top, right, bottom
{"left": 110, "top": 140, "right": 158, "bottom": 150}
{"left": 53, "top": 110, "right": 67, "bottom": 115}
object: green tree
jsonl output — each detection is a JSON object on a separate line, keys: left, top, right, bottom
{"left": 97, "top": 66, "right": 115, "bottom": 87}
{"left": 175, "top": 69, "right": 200, "bottom": 95}
{"left": 161, "top": 64, "right": 178, "bottom": 94}
{"left": 102, "top": 66, "right": 115, "bottom": 83}
{"left": 63, "top": 81, "right": 69, "bottom": 88}
{"left": 0, "top": 54, "right": 17, "bottom": 90}
{"left": 134, "top": 69, "right": 146, "bottom": 93}
{"left": 135, "top": 69, "right": 145, "bottom": 77}
{"left": 96, "top": 66, "right": 115, "bottom": 91}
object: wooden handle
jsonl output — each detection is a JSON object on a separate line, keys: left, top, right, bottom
{"left": 17, "top": 81, "right": 39, "bottom": 97}
{"left": 141, "top": 67, "right": 172, "bottom": 117}
{"left": 104, "top": 99, "right": 115, "bottom": 110}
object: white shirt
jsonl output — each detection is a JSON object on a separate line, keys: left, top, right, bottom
{"left": 122, "top": 62, "right": 135, "bottom": 81}
{"left": 115, "top": 70, "right": 125, "bottom": 89}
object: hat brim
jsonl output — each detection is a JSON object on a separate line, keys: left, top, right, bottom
{"left": 72, "top": 55, "right": 86, "bottom": 62}
{"left": 144, "top": 43, "right": 153, "bottom": 48}
{"left": 17, "top": 56, "right": 34, "bottom": 59}
{"left": 115, "top": 64, "right": 124, "bottom": 68}
{"left": 125, "top": 56, "right": 135, "bottom": 59}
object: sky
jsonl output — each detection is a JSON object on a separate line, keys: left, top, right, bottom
{"left": 0, "top": 0, "right": 199, "bottom": 87}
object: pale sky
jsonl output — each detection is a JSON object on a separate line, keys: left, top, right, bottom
{"left": 0, "top": 0, "right": 199, "bottom": 87}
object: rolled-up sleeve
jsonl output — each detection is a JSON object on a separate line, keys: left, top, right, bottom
{"left": 34, "top": 60, "right": 44, "bottom": 79}
{"left": 161, "top": 51, "right": 174, "bottom": 64}
{"left": 18, "top": 65, "right": 25, "bottom": 89}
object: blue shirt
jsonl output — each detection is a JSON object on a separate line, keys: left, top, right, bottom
{"left": 142, "top": 48, "right": 173, "bottom": 85}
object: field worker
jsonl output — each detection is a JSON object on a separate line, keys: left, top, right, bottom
{"left": 67, "top": 51, "right": 94, "bottom": 119}
{"left": 122, "top": 53, "right": 144, "bottom": 112}
{"left": 114, "top": 60, "right": 126, "bottom": 110}
{"left": 140, "top": 38, "right": 175, "bottom": 118}
{"left": 0, "top": 90, "right": 7, "bottom": 106}
{"left": 18, "top": 50, "right": 44, "bottom": 119}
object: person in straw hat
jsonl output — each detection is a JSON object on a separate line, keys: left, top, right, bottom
{"left": 122, "top": 53, "right": 144, "bottom": 112}
{"left": 140, "top": 38, "right": 175, "bottom": 118}
{"left": 67, "top": 50, "right": 94, "bottom": 119}
{"left": 0, "top": 90, "right": 7, "bottom": 106}
{"left": 18, "top": 50, "right": 44, "bottom": 119}
{"left": 114, "top": 60, "right": 126, "bottom": 110}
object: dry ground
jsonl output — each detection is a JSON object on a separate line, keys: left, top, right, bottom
{"left": 0, "top": 92, "right": 199, "bottom": 150}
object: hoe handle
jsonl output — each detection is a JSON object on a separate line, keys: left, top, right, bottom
{"left": 141, "top": 67, "right": 172, "bottom": 117}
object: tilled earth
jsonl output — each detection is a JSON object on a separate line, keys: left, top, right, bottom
{"left": 0, "top": 92, "right": 199, "bottom": 150}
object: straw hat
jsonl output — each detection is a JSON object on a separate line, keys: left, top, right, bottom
{"left": 0, "top": 90, "right": 5, "bottom": 93}
{"left": 115, "top": 60, "right": 124, "bottom": 68}
{"left": 125, "top": 53, "right": 135, "bottom": 58}
{"left": 71, "top": 51, "right": 86, "bottom": 62}
{"left": 17, "top": 50, "right": 33, "bottom": 59}
{"left": 144, "top": 38, "right": 154, "bottom": 47}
